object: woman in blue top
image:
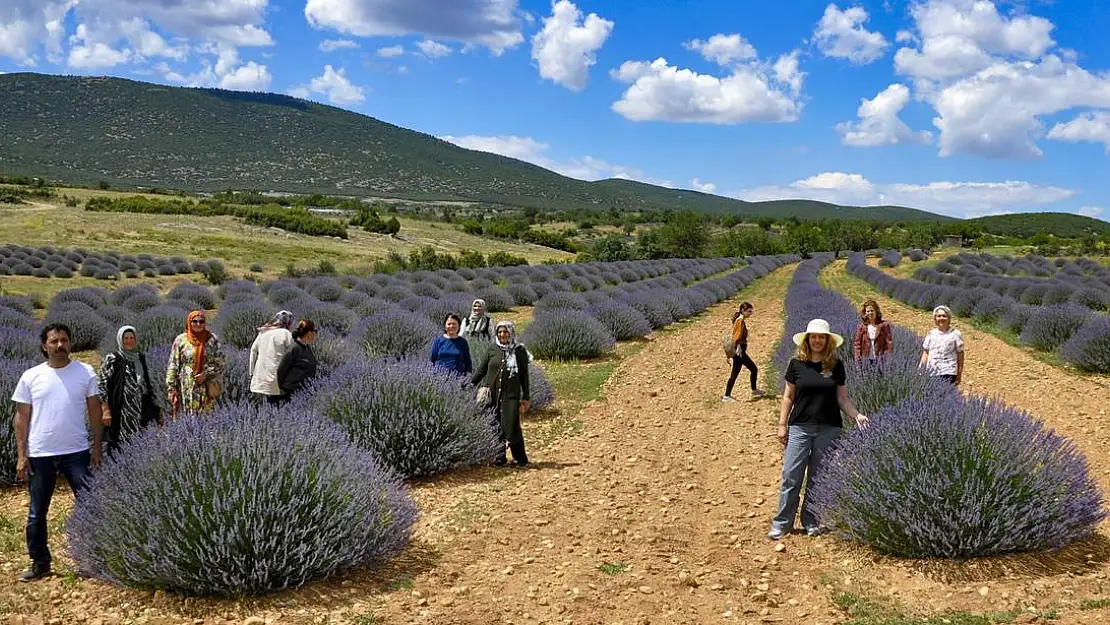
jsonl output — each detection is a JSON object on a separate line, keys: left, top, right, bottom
{"left": 430, "top": 313, "right": 473, "bottom": 377}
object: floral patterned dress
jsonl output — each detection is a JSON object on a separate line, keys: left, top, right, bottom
{"left": 165, "top": 332, "right": 224, "bottom": 417}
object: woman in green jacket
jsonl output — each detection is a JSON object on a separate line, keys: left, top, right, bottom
{"left": 471, "top": 321, "right": 530, "bottom": 467}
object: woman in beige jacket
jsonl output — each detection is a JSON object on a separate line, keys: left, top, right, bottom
{"left": 249, "top": 310, "right": 295, "bottom": 405}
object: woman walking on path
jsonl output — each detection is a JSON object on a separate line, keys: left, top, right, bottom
{"left": 472, "top": 321, "right": 531, "bottom": 467}
{"left": 430, "top": 313, "right": 473, "bottom": 377}
{"left": 723, "top": 302, "right": 765, "bottom": 402}
{"left": 97, "top": 326, "right": 161, "bottom": 455}
{"left": 461, "top": 299, "right": 495, "bottom": 342}
{"left": 920, "top": 305, "right": 965, "bottom": 386}
{"left": 853, "top": 298, "right": 893, "bottom": 362}
{"left": 276, "top": 319, "right": 319, "bottom": 404}
{"left": 165, "top": 310, "right": 224, "bottom": 419}
{"left": 249, "top": 310, "right": 295, "bottom": 405}
{"left": 771, "top": 318, "right": 869, "bottom": 540}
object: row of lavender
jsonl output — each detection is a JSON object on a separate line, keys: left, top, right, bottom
{"left": 849, "top": 253, "right": 1110, "bottom": 373}
{"left": 877, "top": 248, "right": 929, "bottom": 268}
{"left": 0, "top": 244, "right": 222, "bottom": 279}
{"left": 920, "top": 252, "right": 1110, "bottom": 310}
{"left": 775, "top": 256, "right": 1105, "bottom": 558}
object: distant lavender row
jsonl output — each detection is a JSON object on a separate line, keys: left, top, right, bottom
{"left": 776, "top": 256, "right": 1107, "bottom": 559}
{"left": 919, "top": 252, "right": 1110, "bottom": 309}
{"left": 0, "top": 243, "right": 222, "bottom": 279}
{"left": 850, "top": 253, "right": 1110, "bottom": 372}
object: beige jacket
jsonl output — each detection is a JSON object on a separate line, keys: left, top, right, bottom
{"left": 249, "top": 328, "right": 294, "bottom": 396}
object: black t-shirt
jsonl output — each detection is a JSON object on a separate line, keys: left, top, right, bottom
{"left": 784, "top": 358, "right": 846, "bottom": 427}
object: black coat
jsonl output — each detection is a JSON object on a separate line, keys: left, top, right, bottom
{"left": 277, "top": 341, "right": 318, "bottom": 394}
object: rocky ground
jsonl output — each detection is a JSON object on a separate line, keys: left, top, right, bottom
{"left": 3, "top": 261, "right": 1110, "bottom": 624}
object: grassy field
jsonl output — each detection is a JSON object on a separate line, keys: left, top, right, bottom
{"left": 0, "top": 188, "right": 575, "bottom": 299}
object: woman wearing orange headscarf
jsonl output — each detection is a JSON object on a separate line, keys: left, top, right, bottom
{"left": 165, "top": 310, "right": 225, "bottom": 418}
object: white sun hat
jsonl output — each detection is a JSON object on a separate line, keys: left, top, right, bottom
{"left": 792, "top": 318, "right": 845, "bottom": 348}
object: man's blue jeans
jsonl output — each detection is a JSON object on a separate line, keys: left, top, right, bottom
{"left": 27, "top": 450, "right": 91, "bottom": 565}
{"left": 771, "top": 424, "right": 841, "bottom": 533}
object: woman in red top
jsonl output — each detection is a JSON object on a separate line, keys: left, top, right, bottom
{"left": 853, "top": 298, "right": 893, "bottom": 362}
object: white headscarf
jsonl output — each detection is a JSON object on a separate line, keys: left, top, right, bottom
{"left": 495, "top": 320, "right": 519, "bottom": 376}
{"left": 116, "top": 325, "right": 143, "bottom": 384}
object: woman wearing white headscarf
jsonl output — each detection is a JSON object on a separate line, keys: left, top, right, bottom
{"left": 460, "top": 299, "right": 495, "bottom": 342}
{"left": 471, "top": 321, "right": 531, "bottom": 467}
{"left": 97, "top": 325, "right": 161, "bottom": 455}
{"left": 249, "top": 309, "right": 295, "bottom": 405}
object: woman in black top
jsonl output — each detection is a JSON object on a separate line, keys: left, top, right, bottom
{"left": 276, "top": 320, "right": 318, "bottom": 405}
{"left": 770, "top": 318, "right": 869, "bottom": 540}
{"left": 471, "top": 321, "right": 530, "bottom": 467}
{"left": 98, "top": 325, "right": 162, "bottom": 455}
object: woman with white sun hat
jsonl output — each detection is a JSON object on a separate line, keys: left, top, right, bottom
{"left": 769, "top": 318, "right": 869, "bottom": 541}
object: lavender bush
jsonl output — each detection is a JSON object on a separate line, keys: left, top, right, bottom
{"left": 809, "top": 394, "right": 1107, "bottom": 558}
{"left": 43, "top": 305, "right": 109, "bottom": 352}
{"left": 168, "top": 282, "right": 219, "bottom": 310}
{"left": 999, "top": 304, "right": 1036, "bottom": 336}
{"left": 214, "top": 300, "right": 271, "bottom": 349}
{"left": 354, "top": 309, "right": 438, "bottom": 359}
{"left": 1019, "top": 304, "right": 1093, "bottom": 351}
{"left": 67, "top": 403, "right": 417, "bottom": 596}
{"left": 845, "top": 354, "right": 962, "bottom": 417}
{"left": 1060, "top": 317, "right": 1110, "bottom": 373}
{"left": 0, "top": 358, "right": 37, "bottom": 485}
{"left": 0, "top": 307, "right": 36, "bottom": 332}
{"left": 302, "top": 358, "right": 502, "bottom": 477}
{"left": 585, "top": 300, "right": 652, "bottom": 341}
{"left": 524, "top": 310, "right": 615, "bottom": 360}
{"left": 878, "top": 251, "right": 902, "bottom": 268}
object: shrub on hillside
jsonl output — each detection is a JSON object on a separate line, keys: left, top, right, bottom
{"left": 303, "top": 302, "right": 358, "bottom": 336}
{"left": 123, "top": 292, "right": 163, "bottom": 313}
{"left": 214, "top": 300, "right": 271, "bottom": 349}
{"left": 168, "top": 282, "right": 219, "bottom": 310}
{"left": 476, "top": 287, "right": 514, "bottom": 313}
{"left": 52, "top": 287, "right": 107, "bottom": 310}
{"left": 585, "top": 300, "right": 652, "bottom": 341}
{"left": 971, "top": 295, "right": 1011, "bottom": 322}
{"left": 354, "top": 309, "right": 438, "bottom": 359}
{"left": 524, "top": 310, "right": 615, "bottom": 360}
{"left": 878, "top": 251, "right": 902, "bottom": 268}
{"left": 535, "top": 292, "right": 587, "bottom": 313}
{"left": 1019, "top": 304, "right": 1093, "bottom": 351}
{"left": 507, "top": 284, "right": 538, "bottom": 306}
{"left": 1060, "top": 317, "right": 1110, "bottom": 373}
{"left": 809, "top": 394, "right": 1106, "bottom": 559}
{"left": 43, "top": 306, "right": 108, "bottom": 352}
{"left": 301, "top": 359, "right": 501, "bottom": 477}
{"left": 999, "top": 304, "right": 1036, "bottom": 335}
{"left": 907, "top": 249, "right": 927, "bottom": 262}
{"left": 67, "top": 403, "right": 417, "bottom": 596}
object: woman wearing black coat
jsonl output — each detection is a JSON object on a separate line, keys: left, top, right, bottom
{"left": 471, "top": 321, "right": 530, "bottom": 467}
{"left": 276, "top": 320, "right": 318, "bottom": 404}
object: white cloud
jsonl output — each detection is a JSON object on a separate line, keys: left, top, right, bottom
{"left": 813, "top": 4, "right": 889, "bottom": 65}
{"left": 1047, "top": 111, "right": 1110, "bottom": 154}
{"left": 160, "top": 45, "right": 271, "bottom": 91}
{"left": 218, "top": 60, "right": 271, "bottom": 90}
{"left": 304, "top": 0, "right": 524, "bottom": 55}
{"left": 439, "top": 134, "right": 673, "bottom": 187}
{"left": 67, "top": 41, "right": 131, "bottom": 68}
{"left": 684, "top": 33, "right": 757, "bottom": 66}
{"left": 0, "top": 1, "right": 77, "bottom": 65}
{"left": 530, "top": 0, "right": 614, "bottom": 92}
{"left": 320, "top": 38, "right": 358, "bottom": 52}
{"left": 836, "top": 83, "right": 933, "bottom": 146}
{"left": 610, "top": 44, "right": 805, "bottom": 124}
{"left": 886, "top": 0, "right": 1110, "bottom": 160}
{"left": 1078, "top": 206, "right": 1105, "bottom": 219}
{"left": 732, "top": 171, "right": 1076, "bottom": 218}
{"left": 376, "top": 44, "right": 404, "bottom": 58}
{"left": 690, "top": 178, "right": 717, "bottom": 193}
{"left": 415, "top": 39, "right": 452, "bottom": 58}
{"left": 288, "top": 64, "right": 366, "bottom": 106}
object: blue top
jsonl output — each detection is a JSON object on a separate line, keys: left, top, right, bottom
{"left": 430, "top": 336, "right": 472, "bottom": 375}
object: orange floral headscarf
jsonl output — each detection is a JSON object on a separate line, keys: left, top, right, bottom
{"left": 186, "top": 310, "right": 211, "bottom": 374}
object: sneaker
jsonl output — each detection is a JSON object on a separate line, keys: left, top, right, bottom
{"left": 18, "top": 562, "right": 51, "bottom": 582}
{"left": 750, "top": 389, "right": 767, "bottom": 399}
{"left": 768, "top": 528, "right": 786, "bottom": 540}
{"left": 805, "top": 526, "right": 823, "bottom": 537}
{"left": 721, "top": 396, "right": 736, "bottom": 403}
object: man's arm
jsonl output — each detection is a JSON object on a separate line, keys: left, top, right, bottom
{"left": 14, "top": 403, "right": 31, "bottom": 481}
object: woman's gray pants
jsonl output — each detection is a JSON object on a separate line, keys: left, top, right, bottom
{"left": 771, "top": 423, "right": 842, "bottom": 533}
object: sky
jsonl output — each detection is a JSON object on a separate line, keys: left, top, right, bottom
{"left": 2, "top": 0, "right": 1110, "bottom": 221}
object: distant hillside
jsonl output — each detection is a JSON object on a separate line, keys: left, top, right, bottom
{"left": 0, "top": 72, "right": 953, "bottom": 223}
{"left": 965, "top": 213, "right": 1110, "bottom": 238}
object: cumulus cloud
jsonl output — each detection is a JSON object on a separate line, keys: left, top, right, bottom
{"left": 836, "top": 83, "right": 933, "bottom": 147}
{"left": 684, "top": 33, "right": 757, "bottom": 66}
{"left": 288, "top": 64, "right": 366, "bottom": 106}
{"left": 732, "top": 171, "right": 1076, "bottom": 218}
{"left": 304, "top": 0, "right": 524, "bottom": 55}
{"left": 885, "top": 0, "right": 1110, "bottom": 159}
{"left": 813, "top": 4, "right": 889, "bottom": 65}
{"left": 439, "top": 134, "right": 673, "bottom": 187}
{"left": 1047, "top": 111, "right": 1110, "bottom": 154}
{"left": 320, "top": 39, "right": 358, "bottom": 52}
{"left": 1, "top": 1, "right": 78, "bottom": 65}
{"left": 530, "top": 0, "right": 614, "bottom": 91}
{"left": 415, "top": 39, "right": 452, "bottom": 58}
{"left": 376, "top": 45, "right": 404, "bottom": 58}
{"left": 610, "top": 39, "right": 805, "bottom": 124}
{"left": 690, "top": 178, "right": 717, "bottom": 193}
{"left": 160, "top": 45, "right": 272, "bottom": 91}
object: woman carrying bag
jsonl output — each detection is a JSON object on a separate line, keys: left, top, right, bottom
{"left": 471, "top": 321, "right": 531, "bottom": 467}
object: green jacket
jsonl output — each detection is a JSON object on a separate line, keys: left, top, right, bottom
{"left": 471, "top": 344, "right": 530, "bottom": 401}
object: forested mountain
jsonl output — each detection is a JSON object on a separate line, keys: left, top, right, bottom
{"left": 0, "top": 73, "right": 953, "bottom": 223}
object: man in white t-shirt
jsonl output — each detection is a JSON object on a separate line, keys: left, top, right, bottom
{"left": 11, "top": 323, "right": 103, "bottom": 582}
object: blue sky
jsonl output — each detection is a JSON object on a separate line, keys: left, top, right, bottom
{"left": 2, "top": 0, "right": 1110, "bottom": 221}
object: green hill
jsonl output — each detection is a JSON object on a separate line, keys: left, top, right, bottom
{"left": 0, "top": 72, "right": 951, "bottom": 222}
{"left": 964, "top": 213, "right": 1110, "bottom": 238}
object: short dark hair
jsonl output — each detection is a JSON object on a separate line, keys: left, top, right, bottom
{"left": 40, "top": 323, "right": 72, "bottom": 345}
{"left": 292, "top": 319, "right": 317, "bottom": 340}
{"left": 444, "top": 313, "right": 462, "bottom": 325}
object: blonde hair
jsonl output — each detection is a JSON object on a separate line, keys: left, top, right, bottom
{"left": 795, "top": 333, "right": 839, "bottom": 373}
